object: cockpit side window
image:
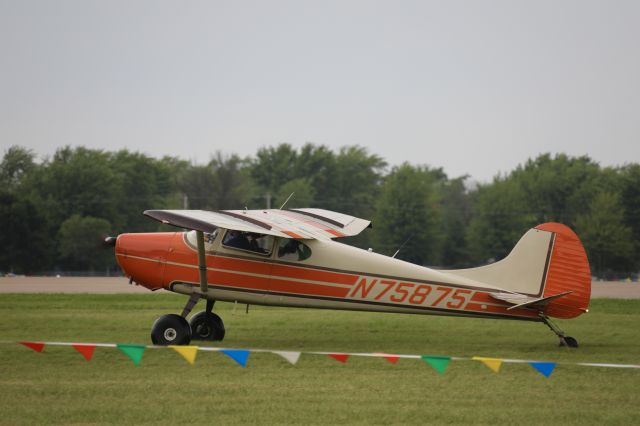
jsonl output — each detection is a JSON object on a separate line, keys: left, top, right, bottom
{"left": 185, "top": 229, "right": 219, "bottom": 252}
{"left": 277, "top": 239, "right": 312, "bottom": 261}
{"left": 222, "top": 230, "right": 274, "bottom": 256}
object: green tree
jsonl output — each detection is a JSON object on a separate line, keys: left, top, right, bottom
{"left": 250, "top": 144, "right": 299, "bottom": 200}
{"left": 575, "top": 192, "right": 634, "bottom": 277}
{"left": 58, "top": 215, "right": 114, "bottom": 272}
{"left": 208, "top": 152, "right": 255, "bottom": 209}
{"left": 110, "top": 150, "right": 176, "bottom": 232}
{"left": 373, "top": 163, "right": 444, "bottom": 266}
{"left": 510, "top": 154, "right": 603, "bottom": 226}
{"left": 619, "top": 164, "right": 640, "bottom": 270}
{"left": 26, "top": 146, "right": 120, "bottom": 229}
{"left": 440, "top": 176, "right": 472, "bottom": 267}
{"left": 179, "top": 153, "right": 254, "bottom": 210}
{"left": 0, "top": 191, "right": 49, "bottom": 273}
{"left": 466, "top": 178, "right": 534, "bottom": 264}
{"left": 0, "top": 145, "right": 36, "bottom": 191}
{"left": 276, "top": 178, "right": 316, "bottom": 209}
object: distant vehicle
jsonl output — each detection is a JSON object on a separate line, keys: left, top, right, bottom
{"left": 108, "top": 208, "right": 590, "bottom": 347}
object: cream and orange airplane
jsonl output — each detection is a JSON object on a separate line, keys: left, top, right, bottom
{"left": 108, "top": 208, "right": 590, "bottom": 347}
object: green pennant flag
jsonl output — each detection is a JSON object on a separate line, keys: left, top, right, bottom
{"left": 421, "top": 355, "right": 451, "bottom": 374}
{"left": 117, "top": 344, "right": 145, "bottom": 366}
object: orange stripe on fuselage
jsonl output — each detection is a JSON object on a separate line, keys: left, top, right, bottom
{"left": 270, "top": 264, "right": 358, "bottom": 286}
{"left": 269, "top": 277, "right": 351, "bottom": 297}
{"left": 163, "top": 261, "right": 349, "bottom": 297}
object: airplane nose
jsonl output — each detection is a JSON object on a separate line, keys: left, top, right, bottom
{"left": 115, "top": 232, "right": 176, "bottom": 290}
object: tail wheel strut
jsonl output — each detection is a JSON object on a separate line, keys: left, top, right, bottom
{"left": 539, "top": 312, "right": 578, "bottom": 348}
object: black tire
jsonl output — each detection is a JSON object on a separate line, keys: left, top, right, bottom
{"left": 151, "top": 314, "right": 192, "bottom": 346}
{"left": 564, "top": 336, "right": 579, "bottom": 348}
{"left": 189, "top": 311, "right": 225, "bottom": 341}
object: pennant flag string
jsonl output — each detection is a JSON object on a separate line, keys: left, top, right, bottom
{"left": 10, "top": 341, "right": 640, "bottom": 377}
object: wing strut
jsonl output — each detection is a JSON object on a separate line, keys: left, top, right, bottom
{"left": 195, "top": 230, "right": 208, "bottom": 294}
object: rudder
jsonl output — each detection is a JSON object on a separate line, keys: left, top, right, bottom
{"left": 536, "top": 223, "right": 591, "bottom": 319}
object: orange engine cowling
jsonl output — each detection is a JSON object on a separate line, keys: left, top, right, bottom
{"left": 115, "top": 232, "right": 176, "bottom": 290}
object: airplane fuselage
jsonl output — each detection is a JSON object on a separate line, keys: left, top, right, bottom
{"left": 116, "top": 231, "right": 542, "bottom": 322}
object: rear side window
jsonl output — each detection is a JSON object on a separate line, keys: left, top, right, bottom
{"left": 278, "top": 239, "right": 312, "bottom": 261}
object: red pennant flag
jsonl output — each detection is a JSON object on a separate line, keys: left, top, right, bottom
{"left": 20, "top": 342, "right": 45, "bottom": 353}
{"left": 383, "top": 355, "right": 399, "bottom": 364}
{"left": 328, "top": 353, "right": 349, "bottom": 363}
{"left": 373, "top": 352, "right": 400, "bottom": 364}
{"left": 72, "top": 344, "right": 97, "bottom": 361}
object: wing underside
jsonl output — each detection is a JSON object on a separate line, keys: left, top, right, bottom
{"left": 144, "top": 208, "right": 371, "bottom": 240}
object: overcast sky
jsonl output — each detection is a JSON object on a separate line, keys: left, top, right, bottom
{"left": 1, "top": 0, "right": 638, "bottom": 181}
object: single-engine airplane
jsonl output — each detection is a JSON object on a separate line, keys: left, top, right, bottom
{"left": 107, "top": 208, "right": 591, "bottom": 347}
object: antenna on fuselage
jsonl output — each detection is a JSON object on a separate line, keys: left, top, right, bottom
{"left": 392, "top": 234, "right": 413, "bottom": 258}
{"left": 279, "top": 192, "right": 295, "bottom": 210}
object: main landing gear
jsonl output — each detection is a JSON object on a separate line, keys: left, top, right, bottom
{"left": 540, "top": 313, "right": 578, "bottom": 348}
{"left": 151, "top": 294, "right": 225, "bottom": 346}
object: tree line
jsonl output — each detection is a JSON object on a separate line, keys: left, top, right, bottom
{"left": 1, "top": 144, "right": 638, "bottom": 277}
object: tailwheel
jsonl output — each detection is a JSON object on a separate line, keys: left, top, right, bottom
{"left": 189, "top": 311, "right": 225, "bottom": 341}
{"left": 539, "top": 312, "right": 579, "bottom": 349}
{"left": 561, "top": 336, "right": 579, "bottom": 348}
{"left": 151, "top": 314, "right": 192, "bottom": 346}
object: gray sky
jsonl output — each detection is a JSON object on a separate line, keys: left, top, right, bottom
{"left": 1, "top": 0, "right": 639, "bottom": 181}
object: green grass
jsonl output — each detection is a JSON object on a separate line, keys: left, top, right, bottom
{"left": 0, "top": 294, "right": 639, "bottom": 425}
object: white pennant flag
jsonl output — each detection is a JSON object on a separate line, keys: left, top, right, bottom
{"left": 273, "top": 351, "right": 301, "bottom": 365}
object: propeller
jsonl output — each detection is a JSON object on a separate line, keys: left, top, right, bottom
{"left": 103, "top": 236, "right": 117, "bottom": 247}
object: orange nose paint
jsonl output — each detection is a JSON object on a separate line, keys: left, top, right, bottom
{"left": 115, "top": 232, "right": 176, "bottom": 290}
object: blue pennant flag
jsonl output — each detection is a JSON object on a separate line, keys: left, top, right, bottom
{"left": 529, "top": 362, "right": 556, "bottom": 378}
{"left": 220, "top": 349, "right": 250, "bottom": 368}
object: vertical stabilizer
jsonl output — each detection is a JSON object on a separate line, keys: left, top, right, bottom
{"left": 535, "top": 223, "right": 591, "bottom": 319}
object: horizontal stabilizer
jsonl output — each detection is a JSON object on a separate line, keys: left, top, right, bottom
{"left": 490, "top": 291, "right": 573, "bottom": 311}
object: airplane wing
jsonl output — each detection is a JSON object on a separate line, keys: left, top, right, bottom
{"left": 143, "top": 208, "right": 371, "bottom": 240}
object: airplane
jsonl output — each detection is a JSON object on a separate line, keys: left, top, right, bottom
{"left": 107, "top": 208, "right": 591, "bottom": 348}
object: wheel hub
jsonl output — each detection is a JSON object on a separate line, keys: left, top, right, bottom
{"left": 164, "top": 328, "right": 177, "bottom": 341}
{"left": 195, "top": 323, "right": 211, "bottom": 338}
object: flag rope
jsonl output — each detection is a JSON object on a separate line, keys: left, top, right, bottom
{"left": 4, "top": 340, "right": 639, "bottom": 374}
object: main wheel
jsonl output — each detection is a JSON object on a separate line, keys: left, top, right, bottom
{"left": 151, "top": 314, "right": 192, "bottom": 345}
{"left": 189, "top": 311, "right": 225, "bottom": 341}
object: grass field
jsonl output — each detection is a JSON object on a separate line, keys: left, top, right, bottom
{"left": 0, "top": 294, "right": 639, "bottom": 425}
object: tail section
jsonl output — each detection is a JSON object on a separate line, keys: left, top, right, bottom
{"left": 535, "top": 223, "right": 591, "bottom": 319}
{"left": 449, "top": 222, "right": 591, "bottom": 319}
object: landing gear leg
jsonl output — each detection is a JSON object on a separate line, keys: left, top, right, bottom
{"left": 181, "top": 293, "right": 201, "bottom": 318}
{"left": 539, "top": 313, "right": 578, "bottom": 348}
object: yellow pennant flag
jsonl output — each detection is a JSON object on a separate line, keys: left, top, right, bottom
{"left": 472, "top": 356, "right": 503, "bottom": 373}
{"left": 169, "top": 345, "right": 199, "bottom": 365}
